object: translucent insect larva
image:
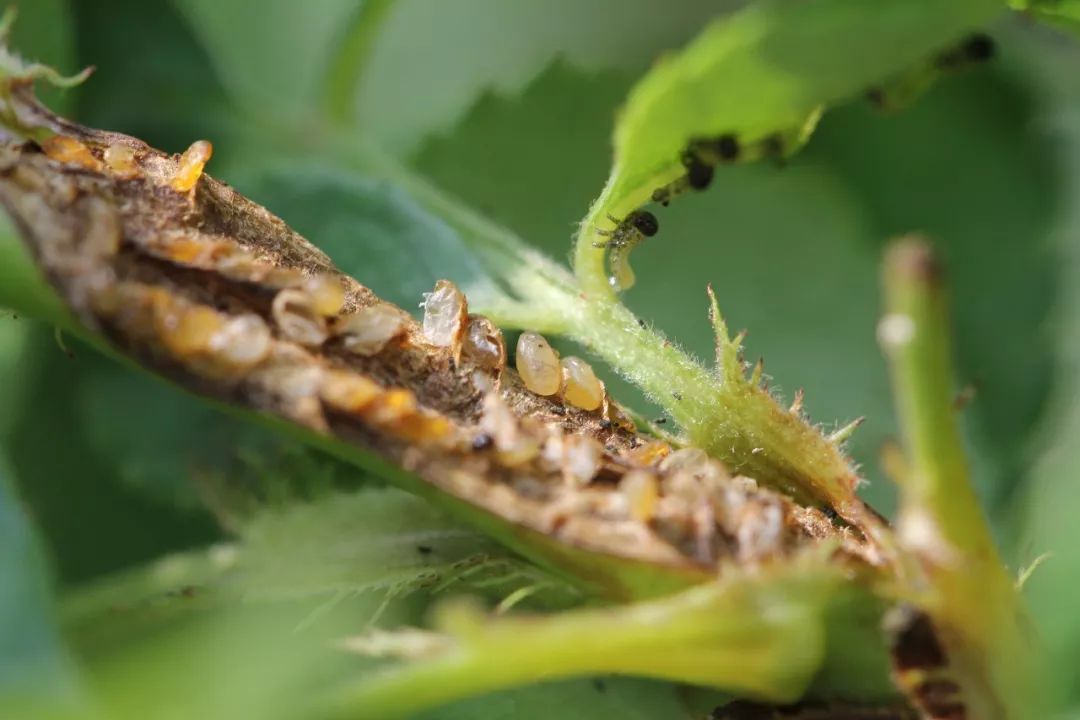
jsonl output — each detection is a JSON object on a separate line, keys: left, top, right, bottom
{"left": 156, "top": 303, "right": 225, "bottom": 358}
{"left": 271, "top": 288, "right": 329, "bottom": 347}
{"left": 621, "top": 470, "right": 660, "bottom": 523}
{"left": 462, "top": 314, "right": 506, "bottom": 372}
{"left": 515, "top": 331, "right": 561, "bottom": 396}
{"left": 562, "top": 434, "right": 603, "bottom": 486}
{"left": 560, "top": 356, "right": 604, "bottom": 411}
{"left": 319, "top": 370, "right": 383, "bottom": 414}
{"left": 706, "top": 133, "right": 741, "bottom": 163}
{"left": 303, "top": 274, "right": 346, "bottom": 317}
{"left": 365, "top": 388, "right": 418, "bottom": 425}
{"left": 103, "top": 144, "right": 139, "bottom": 178}
{"left": 335, "top": 303, "right": 409, "bottom": 356}
{"left": 41, "top": 135, "right": 102, "bottom": 171}
{"left": 82, "top": 197, "right": 121, "bottom": 258}
{"left": 593, "top": 210, "right": 659, "bottom": 291}
{"left": 760, "top": 133, "right": 786, "bottom": 166}
{"left": 962, "top": 33, "right": 995, "bottom": 62}
{"left": 480, "top": 391, "right": 540, "bottom": 466}
{"left": 684, "top": 154, "right": 715, "bottom": 191}
{"left": 652, "top": 152, "right": 716, "bottom": 207}
{"left": 170, "top": 139, "right": 213, "bottom": 193}
{"left": 936, "top": 32, "right": 995, "bottom": 69}
{"left": 627, "top": 439, "right": 671, "bottom": 467}
{"left": 657, "top": 447, "right": 709, "bottom": 476}
{"left": 422, "top": 280, "right": 468, "bottom": 358}
{"left": 206, "top": 313, "right": 273, "bottom": 372}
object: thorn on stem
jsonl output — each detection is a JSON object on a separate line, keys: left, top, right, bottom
{"left": 828, "top": 416, "right": 864, "bottom": 445}
{"left": 750, "top": 357, "right": 763, "bottom": 387}
{"left": 789, "top": 388, "right": 804, "bottom": 414}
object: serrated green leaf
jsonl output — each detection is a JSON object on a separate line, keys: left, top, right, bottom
{"left": 175, "top": 0, "right": 734, "bottom": 153}
{"left": 354, "top": 0, "right": 733, "bottom": 153}
{"left": 62, "top": 487, "right": 577, "bottom": 655}
{"left": 234, "top": 488, "right": 573, "bottom": 606}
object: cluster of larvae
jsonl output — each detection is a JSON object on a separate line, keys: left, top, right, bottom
{"left": 866, "top": 32, "right": 995, "bottom": 110}
{"left": 599, "top": 129, "right": 792, "bottom": 291}
{"left": 1, "top": 105, "right": 877, "bottom": 578}
{"left": 598, "top": 32, "right": 997, "bottom": 293}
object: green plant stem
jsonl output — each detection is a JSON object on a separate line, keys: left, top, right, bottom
{"left": 324, "top": 561, "right": 843, "bottom": 720}
{"left": 880, "top": 237, "right": 1039, "bottom": 720}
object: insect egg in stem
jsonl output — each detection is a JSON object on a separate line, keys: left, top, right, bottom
{"left": 561, "top": 356, "right": 604, "bottom": 411}
{"left": 516, "top": 331, "right": 561, "bottom": 396}
{"left": 422, "top": 280, "right": 468, "bottom": 359}
{"left": 170, "top": 140, "right": 212, "bottom": 193}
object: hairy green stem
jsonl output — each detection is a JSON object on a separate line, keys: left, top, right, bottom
{"left": 325, "top": 561, "right": 841, "bottom": 719}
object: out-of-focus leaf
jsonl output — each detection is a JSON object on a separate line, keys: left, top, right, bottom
{"left": 6, "top": 332, "right": 221, "bottom": 583}
{"left": 0, "top": 315, "right": 30, "bottom": 436}
{"left": 73, "top": 0, "right": 235, "bottom": 152}
{"left": 233, "top": 487, "right": 573, "bottom": 606}
{"left": 175, "top": 0, "right": 735, "bottom": 152}
{"left": 811, "top": 52, "right": 1058, "bottom": 516}
{"left": 75, "top": 359, "right": 358, "bottom": 512}
{"left": 415, "top": 63, "right": 632, "bottom": 253}
{"left": 234, "top": 164, "right": 502, "bottom": 306}
{"left": 77, "top": 366, "right": 248, "bottom": 508}
{"left": 171, "top": 0, "right": 360, "bottom": 120}
{"left": 63, "top": 487, "right": 577, "bottom": 659}
{"left": 1008, "top": 21, "right": 1080, "bottom": 713}
{"left": 0, "top": 2, "right": 81, "bottom": 318}
{"left": 354, "top": 0, "right": 737, "bottom": 153}
{"left": 0, "top": 452, "right": 82, "bottom": 713}
{"left": 88, "top": 602, "right": 363, "bottom": 720}
{"left": 11, "top": 0, "right": 78, "bottom": 113}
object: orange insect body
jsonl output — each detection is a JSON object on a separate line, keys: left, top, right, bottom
{"left": 41, "top": 135, "right": 102, "bottom": 171}
{"left": 170, "top": 139, "right": 212, "bottom": 193}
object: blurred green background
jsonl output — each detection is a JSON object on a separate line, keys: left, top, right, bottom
{"left": 3, "top": 0, "right": 1080, "bottom": 717}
